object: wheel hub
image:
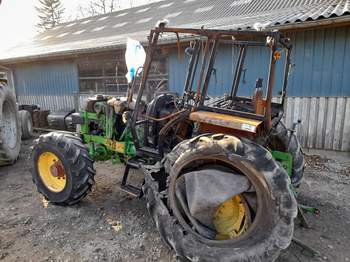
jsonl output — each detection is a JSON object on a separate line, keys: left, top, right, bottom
{"left": 174, "top": 167, "right": 252, "bottom": 240}
{"left": 37, "top": 152, "right": 66, "bottom": 192}
{"left": 213, "top": 195, "right": 251, "bottom": 240}
{"left": 49, "top": 162, "right": 65, "bottom": 179}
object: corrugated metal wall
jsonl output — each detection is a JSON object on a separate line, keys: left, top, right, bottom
{"left": 169, "top": 26, "right": 350, "bottom": 97}
{"left": 168, "top": 44, "right": 286, "bottom": 96}
{"left": 286, "top": 27, "right": 350, "bottom": 97}
{"left": 284, "top": 97, "right": 350, "bottom": 151}
{"left": 14, "top": 60, "right": 78, "bottom": 110}
{"left": 168, "top": 45, "right": 236, "bottom": 96}
{"left": 18, "top": 95, "right": 75, "bottom": 111}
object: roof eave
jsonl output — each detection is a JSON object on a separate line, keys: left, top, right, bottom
{"left": 0, "top": 44, "right": 125, "bottom": 65}
{"left": 270, "top": 15, "right": 350, "bottom": 31}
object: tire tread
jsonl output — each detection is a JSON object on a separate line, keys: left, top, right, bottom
{"left": 32, "top": 132, "right": 95, "bottom": 206}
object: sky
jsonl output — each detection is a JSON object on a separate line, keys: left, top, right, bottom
{"left": 0, "top": 0, "right": 156, "bottom": 49}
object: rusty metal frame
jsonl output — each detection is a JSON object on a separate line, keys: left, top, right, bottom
{"left": 130, "top": 26, "right": 292, "bottom": 149}
{"left": 183, "top": 40, "right": 200, "bottom": 99}
{"left": 130, "top": 30, "right": 160, "bottom": 149}
{"left": 199, "top": 37, "right": 220, "bottom": 106}
{"left": 231, "top": 45, "right": 247, "bottom": 98}
{"left": 265, "top": 39, "right": 278, "bottom": 130}
{"left": 281, "top": 48, "right": 292, "bottom": 107}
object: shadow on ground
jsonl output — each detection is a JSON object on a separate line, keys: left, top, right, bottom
{"left": 0, "top": 138, "right": 349, "bottom": 261}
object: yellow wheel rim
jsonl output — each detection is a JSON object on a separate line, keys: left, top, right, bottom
{"left": 213, "top": 195, "right": 251, "bottom": 240}
{"left": 37, "top": 152, "right": 66, "bottom": 193}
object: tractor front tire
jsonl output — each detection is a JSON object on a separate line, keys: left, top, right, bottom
{"left": 270, "top": 121, "right": 305, "bottom": 187}
{"left": 144, "top": 134, "right": 297, "bottom": 262}
{"left": 32, "top": 132, "right": 95, "bottom": 205}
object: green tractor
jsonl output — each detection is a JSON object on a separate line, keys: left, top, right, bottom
{"left": 32, "top": 26, "right": 304, "bottom": 261}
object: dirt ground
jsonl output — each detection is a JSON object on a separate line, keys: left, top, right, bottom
{"left": 0, "top": 137, "right": 349, "bottom": 262}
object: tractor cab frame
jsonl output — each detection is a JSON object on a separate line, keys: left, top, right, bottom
{"left": 128, "top": 26, "right": 293, "bottom": 156}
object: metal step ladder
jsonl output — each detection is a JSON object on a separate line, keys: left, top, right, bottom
{"left": 120, "top": 158, "right": 144, "bottom": 197}
{"left": 120, "top": 145, "right": 162, "bottom": 197}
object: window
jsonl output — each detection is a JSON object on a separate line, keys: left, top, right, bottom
{"left": 78, "top": 51, "right": 168, "bottom": 95}
{"left": 78, "top": 58, "right": 128, "bottom": 94}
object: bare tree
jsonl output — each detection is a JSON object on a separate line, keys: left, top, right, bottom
{"left": 75, "top": 0, "right": 161, "bottom": 19}
{"left": 78, "top": 0, "right": 120, "bottom": 18}
{"left": 36, "top": 0, "right": 65, "bottom": 30}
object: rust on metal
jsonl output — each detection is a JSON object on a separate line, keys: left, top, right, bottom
{"left": 189, "top": 111, "right": 262, "bottom": 133}
{"left": 196, "top": 123, "right": 256, "bottom": 139}
{"left": 264, "top": 38, "right": 277, "bottom": 130}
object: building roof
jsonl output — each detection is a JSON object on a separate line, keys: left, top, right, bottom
{"left": 1, "top": 0, "right": 349, "bottom": 64}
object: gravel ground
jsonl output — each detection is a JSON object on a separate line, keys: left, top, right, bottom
{"left": 0, "top": 137, "right": 349, "bottom": 262}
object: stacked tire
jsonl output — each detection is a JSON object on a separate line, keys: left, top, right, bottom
{"left": 19, "top": 110, "right": 33, "bottom": 139}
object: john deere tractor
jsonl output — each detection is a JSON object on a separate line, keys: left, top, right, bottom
{"left": 32, "top": 26, "right": 304, "bottom": 261}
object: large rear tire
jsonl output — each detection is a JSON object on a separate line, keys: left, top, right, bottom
{"left": 0, "top": 84, "right": 21, "bottom": 166}
{"left": 32, "top": 132, "right": 95, "bottom": 205}
{"left": 144, "top": 134, "right": 297, "bottom": 262}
